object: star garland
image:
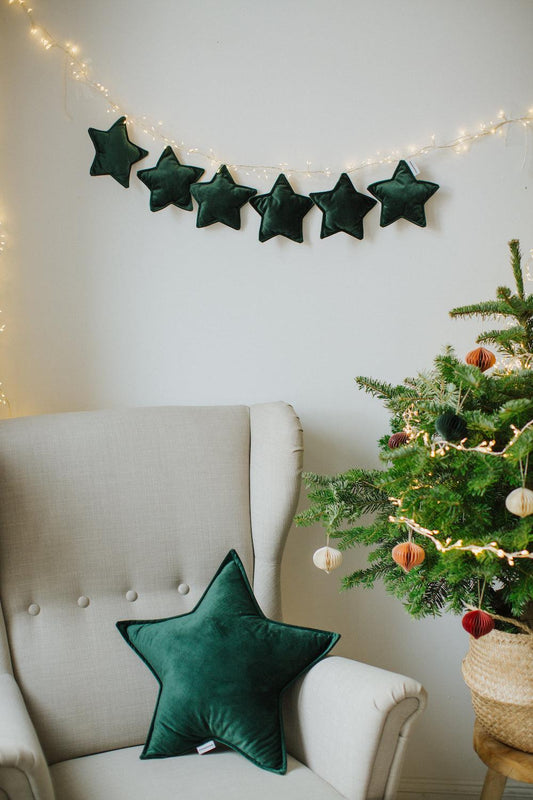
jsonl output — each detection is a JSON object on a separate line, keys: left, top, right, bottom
{"left": 7, "top": 0, "right": 533, "bottom": 244}
{"left": 86, "top": 117, "right": 439, "bottom": 241}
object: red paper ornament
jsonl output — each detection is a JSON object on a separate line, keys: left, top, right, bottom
{"left": 465, "top": 347, "right": 496, "bottom": 372}
{"left": 462, "top": 609, "right": 495, "bottom": 639}
{"left": 388, "top": 431, "right": 409, "bottom": 449}
{"left": 391, "top": 541, "right": 425, "bottom": 572}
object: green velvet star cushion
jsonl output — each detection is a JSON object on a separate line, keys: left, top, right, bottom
{"left": 137, "top": 147, "right": 204, "bottom": 212}
{"left": 310, "top": 173, "right": 377, "bottom": 239}
{"left": 190, "top": 165, "right": 257, "bottom": 229}
{"left": 250, "top": 173, "right": 314, "bottom": 243}
{"left": 88, "top": 116, "right": 148, "bottom": 188}
{"left": 367, "top": 160, "right": 439, "bottom": 227}
{"left": 117, "top": 550, "right": 339, "bottom": 773}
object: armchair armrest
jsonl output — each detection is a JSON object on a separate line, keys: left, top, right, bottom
{"left": 283, "top": 656, "right": 427, "bottom": 800}
{"left": 0, "top": 673, "right": 55, "bottom": 800}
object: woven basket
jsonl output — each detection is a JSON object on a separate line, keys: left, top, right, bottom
{"left": 462, "top": 629, "right": 533, "bottom": 753}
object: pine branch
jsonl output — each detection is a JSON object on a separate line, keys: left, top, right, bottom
{"left": 509, "top": 239, "right": 525, "bottom": 300}
{"left": 477, "top": 326, "right": 526, "bottom": 348}
{"left": 449, "top": 300, "right": 516, "bottom": 319}
{"left": 355, "top": 376, "right": 414, "bottom": 401}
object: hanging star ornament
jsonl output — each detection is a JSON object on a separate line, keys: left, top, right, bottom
{"left": 88, "top": 116, "right": 148, "bottom": 188}
{"left": 190, "top": 165, "right": 257, "bottom": 230}
{"left": 250, "top": 174, "right": 314, "bottom": 243}
{"left": 310, "top": 173, "right": 377, "bottom": 239}
{"left": 137, "top": 147, "right": 204, "bottom": 212}
{"left": 367, "top": 160, "right": 439, "bottom": 227}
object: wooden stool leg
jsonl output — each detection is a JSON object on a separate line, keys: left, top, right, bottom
{"left": 480, "top": 767, "right": 507, "bottom": 800}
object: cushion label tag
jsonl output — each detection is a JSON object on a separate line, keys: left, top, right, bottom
{"left": 406, "top": 158, "right": 420, "bottom": 176}
{"left": 197, "top": 740, "right": 216, "bottom": 755}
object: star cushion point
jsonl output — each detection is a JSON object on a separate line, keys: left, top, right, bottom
{"left": 88, "top": 116, "right": 148, "bottom": 188}
{"left": 117, "top": 549, "right": 339, "bottom": 773}
{"left": 367, "top": 160, "right": 439, "bottom": 227}
{"left": 310, "top": 173, "right": 377, "bottom": 239}
{"left": 137, "top": 147, "right": 204, "bottom": 212}
{"left": 250, "top": 174, "right": 314, "bottom": 243}
{"left": 190, "top": 165, "right": 257, "bottom": 230}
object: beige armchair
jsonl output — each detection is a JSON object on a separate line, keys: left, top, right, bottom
{"left": 0, "top": 402, "right": 426, "bottom": 800}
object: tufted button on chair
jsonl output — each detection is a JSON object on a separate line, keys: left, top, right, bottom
{"left": 0, "top": 403, "right": 426, "bottom": 800}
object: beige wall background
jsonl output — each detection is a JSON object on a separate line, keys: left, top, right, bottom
{"left": 1, "top": 1, "right": 533, "bottom": 796}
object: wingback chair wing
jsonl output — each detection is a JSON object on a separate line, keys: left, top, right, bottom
{"left": 0, "top": 403, "right": 426, "bottom": 800}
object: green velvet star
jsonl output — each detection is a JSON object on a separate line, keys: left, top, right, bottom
{"left": 190, "top": 165, "right": 257, "bottom": 230}
{"left": 117, "top": 550, "right": 339, "bottom": 774}
{"left": 137, "top": 147, "right": 204, "bottom": 212}
{"left": 367, "top": 160, "right": 439, "bottom": 227}
{"left": 88, "top": 116, "right": 148, "bottom": 188}
{"left": 310, "top": 173, "right": 377, "bottom": 239}
{"left": 250, "top": 174, "right": 314, "bottom": 243}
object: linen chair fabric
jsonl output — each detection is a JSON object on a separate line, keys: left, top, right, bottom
{"left": 0, "top": 403, "right": 426, "bottom": 800}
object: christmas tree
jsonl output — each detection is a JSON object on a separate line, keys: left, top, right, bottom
{"left": 297, "top": 240, "right": 533, "bottom": 636}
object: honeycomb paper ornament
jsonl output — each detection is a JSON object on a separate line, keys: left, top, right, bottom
{"left": 505, "top": 487, "right": 533, "bottom": 518}
{"left": 388, "top": 431, "right": 409, "bottom": 449}
{"left": 465, "top": 346, "right": 496, "bottom": 372}
{"left": 313, "top": 546, "right": 343, "bottom": 574}
{"left": 434, "top": 411, "right": 468, "bottom": 443}
{"left": 461, "top": 609, "right": 495, "bottom": 639}
{"left": 391, "top": 541, "right": 425, "bottom": 573}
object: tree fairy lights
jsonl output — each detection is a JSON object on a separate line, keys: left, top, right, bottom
{"left": 385, "top": 421, "right": 533, "bottom": 566}
{"left": 388, "top": 510, "right": 532, "bottom": 566}
{"left": 5, "top": 0, "right": 533, "bottom": 180}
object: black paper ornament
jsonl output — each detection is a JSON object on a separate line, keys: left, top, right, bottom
{"left": 434, "top": 411, "right": 468, "bottom": 443}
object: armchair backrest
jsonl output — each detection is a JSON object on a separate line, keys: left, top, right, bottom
{"left": 0, "top": 403, "right": 303, "bottom": 764}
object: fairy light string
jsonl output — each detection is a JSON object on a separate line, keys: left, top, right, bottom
{"left": 388, "top": 510, "right": 532, "bottom": 565}
{"left": 6, "top": 0, "right": 533, "bottom": 180}
{"left": 386, "top": 419, "right": 533, "bottom": 565}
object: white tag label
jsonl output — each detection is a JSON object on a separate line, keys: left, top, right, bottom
{"left": 196, "top": 740, "right": 216, "bottom": 755}
{"left": 406, "top": 158, "right": 420, "bottom": 176}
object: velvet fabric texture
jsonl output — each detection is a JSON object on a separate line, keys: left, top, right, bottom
{"left": 137, "top": 147, "right": 204, "bottom": 212}
{"left": 88, "top": 116, "right": 148, "bottom": 188}
{"left": 250, "top": 174, "right": 314, "bottom": 243}
{"left": 190, "top": 165, "right": 257, "bottom": 229}
{"left": 117, "top": 550, "right": 339, "bottom": 774}
{"left": 310, "top": 173, "right": 377, "bottom": 239}
{"left": 367, "top": 160, "right": 439, "bottom": 227}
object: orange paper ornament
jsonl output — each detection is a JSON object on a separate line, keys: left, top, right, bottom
{"left": 465, "top": 347, "right": 496, "bottom": 372}
{"left": 391, "top": 541, "right": 425, "bottom": 572}
{"left": 461, "top": 609, "right": 495, "bottom": 639}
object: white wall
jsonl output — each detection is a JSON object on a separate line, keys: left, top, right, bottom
{"left": 1, "top": 1, "right": 533, "bottom": 794}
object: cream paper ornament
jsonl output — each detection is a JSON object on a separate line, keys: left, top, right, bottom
{"left": 313, "top": 546, "right": 343, "bottom": 574}
{"left": 505, "top": 487, "right": 533, "bottom": 518}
